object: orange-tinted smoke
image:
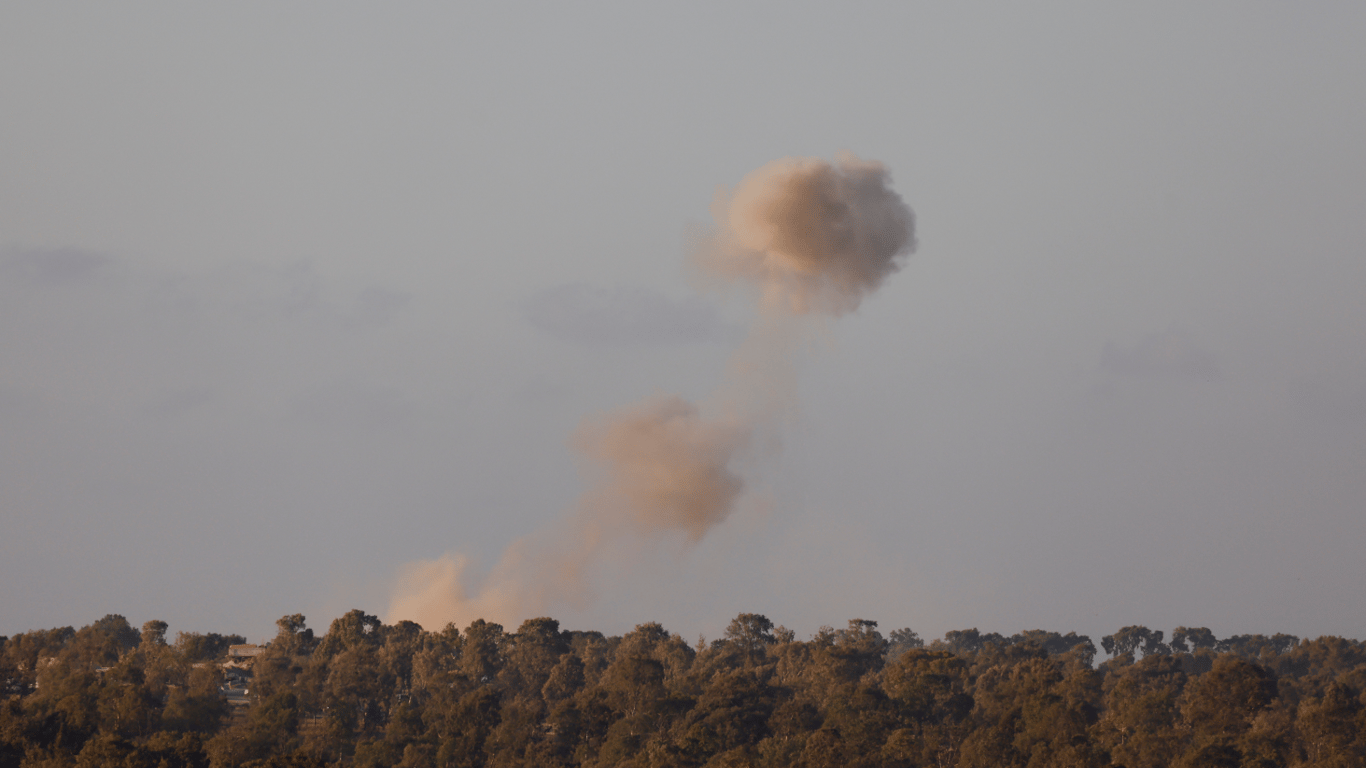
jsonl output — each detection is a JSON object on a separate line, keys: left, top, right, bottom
{"left": 697, "top": 152, "right": 916, "bottom": 315}
{"left": 388, "top": 153, "right": 915, "bottom": 631}
{"left": 389, "top": 396, "right": 749, "bottom": 630}
{"left": 576, "top": 395, "right": 748, "bottom": 541}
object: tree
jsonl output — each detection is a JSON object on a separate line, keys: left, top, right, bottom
{"left": 1297, "top": 680, "right": 1365, "bottom": 766}
{"left": 958, "top": 656, "right": 1102, "bottom": 768}
{"left": 886, "top": 650, "right": 975, "bottom": 768}
{"left": 270, "top": 615, "right": 314, "bottom": 658}
{"left": 934, "top": 627, "right": 1007, "bottom": 655}
{"left": 1102, "top": 626, "right": 1169, "bottom": 660}
{"left": 1182, "top": 656, "right": 1277, "bottom": 737}
{"left": 602, "top": 655, "right": 666, "bottom": 719}
{"left": 12, "top": 611, "right": 1366, "bottom": 768}
{"left": 883, "top": 649, "right": 973, "bottom": 726}
{"left": 246, "top": 691, "right": 303, "bottom": 759}
{"left": 460, "top": 620, "right": 506, "bottom": 685}
{"left": 1179, "top": 655, "right": 1280, "bottom": 765}
{"left": 1095, "top": 653, "right": 1188, "bottom": 768}
{"left": 410, "top": 623, "right": 462, "bottom": 694}
{"left": 141, "top": 621, "right": 169, "bottom": 649}
{"left": 540, "top": 653, "right": 585, "bottom": 703}
{"left": 799, "top": 726, "right": 849, "bottom": 768}
{"left": 825, "top": 619, "right": 887, "bottom": 680}
{"left": 95, "top": 662, "right": 159, "bottom": 739}
{"left": 1217, "top": 633, "right": 1298, "bottom": 660}
{"left": 723, "top": 614, "right": 776, "bottom": 666}
{"left": 254, "top": 617, "right": 315, "bottom": 701}
{"left": 90, "top": 616, "right": 142, "bottom": 653}
{"left": 884, "top": 628, "right": 923, "bottom": 662}
{"left": 314, "top": 611, "right": 382, "bottom": 659}
{"left": 162, "top": 664, "right": 229, "bottom": 733}
{"left": 677, "top": 668, "right": 773, "bottom": 763}
{"left": 1012, "top": 630, "right": 1096, "bottom": 668}
{"left": 64, "top": 616, "right": 138, "bottom": 670}
{"left": 175, "top": 632, "right": 247, "bottom": 663}
{"left": 1170, "top": 627, "right": 1218, "bottom": 654}
{"left": 504, "top": 617, "right": 569, "bottom": 697}
{"left": 433, "top": 687, "right": 501, "bottom": 768}
{"left": 323, "top": 644, "right": 390, "bottom": 737}
{"left": 74, "top": 733, "right": 143, "bottom": 768}
{"left": 377, "top": 620, "right": 423, "bottom": 706}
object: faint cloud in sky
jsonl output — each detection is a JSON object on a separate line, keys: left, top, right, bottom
{"left": 0, "top": 247, "right": 411, "bottom": 335}
{"left": 0, "top": 247, "right": 111, "bottom": 287}
{"left": 1100, "top": 328, "right": 1220, "bottom": 381}
{"left": 525, "top": 284, "right": 731, "bottom": 346}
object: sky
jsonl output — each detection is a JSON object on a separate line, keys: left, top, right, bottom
{"left": 2, "top": 3, "right": 1364, "bottom": 647}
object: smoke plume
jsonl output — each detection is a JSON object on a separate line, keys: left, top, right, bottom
{"left": 699, "top": 152, "right": 916, "bottom": 315}
{"left": 576, "top": 395, "right": 748, "bottom": 541}
{"left": 388, "top": 153, "right": 915, "bottom": 630}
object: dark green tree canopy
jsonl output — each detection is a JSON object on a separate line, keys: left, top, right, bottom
{"left": 1, "top": 612, "right": 1360, "bottom": 768}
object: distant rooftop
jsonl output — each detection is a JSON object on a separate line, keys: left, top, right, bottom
{"left": 227, "top": 644, "right": 266, "bottom": 658}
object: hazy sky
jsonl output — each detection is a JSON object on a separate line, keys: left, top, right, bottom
{"left": 3, "top": 3, "right": 1364, "bottom": 647}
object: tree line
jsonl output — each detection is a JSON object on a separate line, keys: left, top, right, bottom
{"left": 2, "top": 611, "right": 1364, "bottom": 767}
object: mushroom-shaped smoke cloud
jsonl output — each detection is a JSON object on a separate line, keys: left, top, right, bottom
{"left": 700, "top": 152, "right": 916, "bottom": 315}
{"left": 389, "top": 153, "right": 916, "bottom": 631}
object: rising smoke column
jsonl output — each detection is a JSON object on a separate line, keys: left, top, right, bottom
{"left": 389, "top": 153, "right": 916, "bottom": 631}
{"left": 576, "top": 395, "right": 749, "bottom": 542}
{"left": 389, "top": 397, "right": 750, "bottom": 630}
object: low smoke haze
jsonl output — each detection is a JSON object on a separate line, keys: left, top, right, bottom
{"left": 2, "top": 4, "right": 1365, "bottom": 646}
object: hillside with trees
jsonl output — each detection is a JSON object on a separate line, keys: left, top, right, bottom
{"left": 2, "top": 612, "right": 1364, "bottom": 767}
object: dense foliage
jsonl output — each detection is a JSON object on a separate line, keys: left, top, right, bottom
{"left": 2, "top": 612, "right": 1364, "bottom": 767}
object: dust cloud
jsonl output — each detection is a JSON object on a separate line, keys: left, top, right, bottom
{"left": 388, "top": 153, "right": 915, "bottom": 630}
{"left": 698, "top": 152, "right": 916, "bottom": 315}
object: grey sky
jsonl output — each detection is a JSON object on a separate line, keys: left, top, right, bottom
{"left": 2, "top": 3, "right": 1364, "bottom": 646}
